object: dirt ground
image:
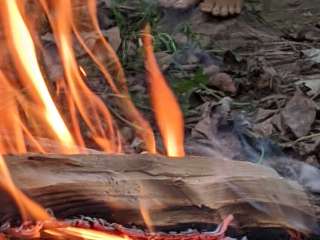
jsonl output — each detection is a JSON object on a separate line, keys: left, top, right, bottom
{"left": 86, "top": 0, "right": 320, "bottom": 164}
{"left": 175, "top": 0, "right": 320, "bottom": 161}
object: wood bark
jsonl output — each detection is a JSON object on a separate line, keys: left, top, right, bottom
{"left": 0, "top": 154, "right": 318, "bottom": 233}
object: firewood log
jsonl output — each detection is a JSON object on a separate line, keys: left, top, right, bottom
{"left": 0, "top": 154, "right": 318, "bottom": 234}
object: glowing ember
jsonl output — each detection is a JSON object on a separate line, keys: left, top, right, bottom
{"left": 45, "top": 227, "right": 130, "bottom": 240}
{"left": 5, "top": 217, "right": 233, "bottom": 240}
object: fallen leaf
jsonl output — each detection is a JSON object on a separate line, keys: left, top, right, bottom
{"left": 296, "top": 75, "right": 320, "bottom": 96}
{"left": 281, "top": 91, "right": 317, "bottom": 138}
{"left": 102, "top": 27, "right": 122, "bottom": 51}
{"left": 302, "top": 48, "right": 320, "bottom": 63}
{"left": 254, "top": 108, "right": 277, "bottom": 123}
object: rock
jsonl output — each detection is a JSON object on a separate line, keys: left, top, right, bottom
{"left": 207, "top": 73, "right": 237, "bottom": 94}
{"left": 203, "top": 64, "right": 220, "bottom": 76}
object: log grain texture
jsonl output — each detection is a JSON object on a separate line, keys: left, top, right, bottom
{"left": 0, "top": 154, "right": 318, "bottom": 233}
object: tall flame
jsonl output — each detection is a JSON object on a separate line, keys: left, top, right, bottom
{"left": 42, "top": 0, "right": 120, "bottom": 152}
{"left": 70, "top": 0, "right": 157, "bottom": 153}
{"left": 0, "top": 0, "right": 160, "bottom": 155}
{"left": 0, "top": 71, "right": 26, "bottom": 154}
{"left": 142, "top": 25, "right": 185, "bottom": 157}
{"left": 0, "top": 1, "right": 189, "bottom": 238}
{"left": 2, "top": 0, "right": 76, "bottom": 153}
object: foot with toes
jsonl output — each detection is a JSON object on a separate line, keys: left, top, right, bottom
{"left": 159, "top": 0, "right": 243, "bottom": 17}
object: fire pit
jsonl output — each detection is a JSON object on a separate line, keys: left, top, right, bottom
{"left": 0, "top": 0, "right": 318, "bottom": 239}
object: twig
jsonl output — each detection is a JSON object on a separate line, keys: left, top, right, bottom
{"left": 294, "top": 133, "right": 320, "bottom": 143}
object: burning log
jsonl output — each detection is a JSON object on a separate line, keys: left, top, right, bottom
{"left": 0, "top": 154, "right": 318, "bottom": 234}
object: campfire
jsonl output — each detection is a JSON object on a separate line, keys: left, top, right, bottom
{"left": 0, "top": 0, "right": 318, "bottom": 239}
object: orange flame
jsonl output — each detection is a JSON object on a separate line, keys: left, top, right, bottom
{"left": 0, "top": 154, "right": 130, "bottom": 239}
{"left": 1, "top": 0, "right": 77, "bottom": 153}
{"left": 0, "top": 1, "right": 189, "bottom": 238}
{"left": 70, "top": 0, "right": 156, "bottom": 153}
{"left": 0, "top": 0, "right": 158, "bottom": 155}
{"left": 0, "top": 71, "right": 26, "bottom": 154}
{"left": 0, "top": 155, "right": 51, "bottom": 221}
{"left": 142, "top": 25, "right": 185, "bottom": 157}
{"left": 139, "top": 185, "right": 155, "bottom": 232}
{"left": 42, "top": 0, "right": 121, "bottom": 152}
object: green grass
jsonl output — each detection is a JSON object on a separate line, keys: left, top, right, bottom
{"left": 107, "top": 0, "right": 209, "bottom": 113}
{"left": 169, "top": 68, "right": 209, "bottom": 112}
{"left": 108, "top": 0, "right": 160, "bottom": 62}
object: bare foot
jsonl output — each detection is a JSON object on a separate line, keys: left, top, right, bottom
{"left": 158, "top": 0, "right": 201, "bottom": 9}
{"left": 200, "top": 0, "right": 243, "bottom": 16}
